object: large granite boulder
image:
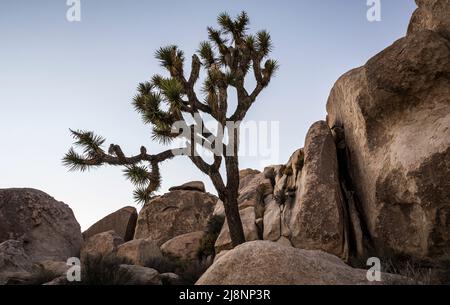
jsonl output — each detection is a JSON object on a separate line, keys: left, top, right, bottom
{"left": 408, "top": 0, "right": 450, "bottom": 40}
{"left": 196, "top": 241, "right": 409, "bottom": 285}
{"left": 118, "top": 265, "right": 162, "bottom": 285}
{"left": 160, "top": 231, "right": 205, "bottom": 262}
{"left": 326, "top": 6, "right": 450, "bottom": 260}
{"left": 169, "top": 181, "right": 205, "bottom": 193}
{"left": 287, "top": 121, "right": 346, "bottom": 258}
{"left": 0, "top": 241, "right": 69, "bottom": 285}
{"left": 36, "top": 260, "right": 68, "bottom": 278}
{"left": 262, "top": 196, "right": 282, "bottom": 242}
{"left": 80, "top": 231, "right": 124, "bottom": 260}
{"left": 0, "top": 240, "right": 35, "bottom": 285}
{"left": 262, "top": 122, "right": 346, "bottom": 258}
{"left": 0, "top": 188, "right": 83, "bottom": 262}
{"left": 83, "top": 206, "right": 137, "bottom": 242}
{"left": 117, "top": 238, "right": 162, "bottom": 266}
{"left": 134, "top": 190, "right": 217, "bottom": 246}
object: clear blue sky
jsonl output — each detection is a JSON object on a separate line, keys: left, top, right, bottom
{"left": 0, "top": 0, "right": 417, "bottom": 230}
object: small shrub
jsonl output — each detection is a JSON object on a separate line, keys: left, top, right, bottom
{"left": 256, "top": 184, "right": 269, "bottom": 203}
{"left": 295, "top": 151, "right": 305, "bottom": 171}
{"left": 14, "top": 269, "right": 59, "bottom": 286}
{"left": 197, "top": 215, "right": 225, "bottom": 260}
{"left": 80, "top": 253, "right": 134, "bottom": 285}
{"left": 178, "top": 258, "right": 212, "bottom": 285}
{"left": 286, "top": 186, "right": 297, "bottom": 198}
{"left": 284, "top": 166, "right": 293, "bottom": 176}
{"left": 382, "top": 256, "right": 432, "bottom": 285}
{"left": 263, "top": 167, "right": 275, "bottom": 180}
{"left": 274, "top": 189, "right": 287, "bottom": 205}
{"left": 278, "top": 165, "right": 286, "bottom": 177}
{"left": 144, "top": 254, "right": 183, "bottom": 274}
{"left": 430, "top": 252, "right": 450, "bottom": 284}
{"left": 255, "top": 184, "right": 269, "bottom": 218}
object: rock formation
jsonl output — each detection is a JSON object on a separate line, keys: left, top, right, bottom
{"left": 160, "top": 231, "right": 205, "bottom": 262}
{"left": 408, "top": 0, "right": 450, "bottom": 40}
{"left": 83, "top": 206, "right": 137, "bottom": 242}
{"left": 118, "top": 265, "right": 162, "bottom": 285}
{"left": 80, "top": 230, "right": 124, "bottom": 260}
{"left": 208, "top": 0, "right": 450, "bottom": 270}
{"left": 134, "top": 189, "right": 217, "bottom": 246}
{"left": 326, "top": 0, "right": 450, "bottom": 260}
{"left": 169, "top": 181, "right": 206, "bottom": 193}
{"left": 215, "top": 121, "right": 347, "bottom": 259}
{"left": 197, "top": 241, "right": 410, "bottom": 285}
{"left": 0, "top": 240, "right": 36, "bottom": 285}
{"left": 117, "top": 238, "right": 162, "bottom": 266}
{"left": 1, "top": 0, "right": 449, "bottom": 286}
{"left": 286, "top": 121, "right": 346, "bottom": 258}
{"left": 0, "top": 188, "right": 83, "bottom": 262}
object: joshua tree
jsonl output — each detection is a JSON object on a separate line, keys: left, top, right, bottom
{"left": 63, "top": 12, "right": 278, "bottom": 247}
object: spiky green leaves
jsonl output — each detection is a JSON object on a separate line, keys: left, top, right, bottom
{"left": 63, "top": 148, "right": 92, "bottom": 172}
{"left": 62, "top": 130, "right": 106, "bottom": 172}
{"left": 217, "top": 12, "right": 234, "bottom": 35}
{"left": 132, "top": 76, "right": 185, "bottom": 144}
{"left": 64, "top": 128, "right": 165, "bottom": 205}
{"left": 131, "top": 162, "right": 161, "bottom": 204}
{"left": 262, "top": 59, "right": 279, "bottom": 85}
{"left": 234, "top": 11, "right": 250, "bottom": 36}
{"left": 245, "top": 35, "right": 256, "bottom": 52}
{"left": 198, "top": 41, "right": 216, "bottom": 67}
{"left": 256, "top": 31, "right": 273, "bottom": 58}
{"left": 155, "top": 45, "right": 185, "bottom": 77}
{"left": 155, "top": 45, "right": 184, "bottom": 68}
{"left": 123, "top": 164, "right": 150, "bottom": 186}
{"left": 159, "top": 78, "right": 184, "bottom": 108}
{"left": 217, "top": 11, "right": 249, "bottom": 40}
{"left": 69, "top": 129, "right": 105, "bottom": 155}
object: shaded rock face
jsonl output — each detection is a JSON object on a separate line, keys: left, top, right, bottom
{"left": 261, "top": 122, "right": 346, "bottom": 258}
{"left": 262, "top": 196, "right": 282, "bottom": 242}
{"left": 238, "top": 170, "right": 273, "bottom": 212}
{"left": 326, "top": 9, "right": 450, "bottom": 259}
{"left": 80, "top": 231, "right": 124, "bottom": 260}
{"left": 0, "top": 189, "right": 83, "bottom": 262}
{"left": 0, "top": 240, "right": 35, "bottom": 285}
{"left": 169, "top": 181, "right": 206, "bottom": 193}
{"left": 408, "top": 0, "right": 450, "bottom": 40}
{"left": 83, "top": 206, "right": 137, "bottom": 242}
{"left": 117, "top": 238, "right": 162, "bottom": 266}
{"left": 288, "top": 121, "right": 346, "bottom": 258}
{"left": 160, "top": 272, "right": 182, "bottom": 285}
{"left": 160, "top": 231, "right": 205, "bottom": 262}
{"left": 36, "top": 260, "right": 68, "bottom": 277}
{"left": 118, "top": 265, "right": 162, "bottom": 285}
{"left": 196, "top": 241, "right": 409, "bottom": 285}
{"left": 134, "top": 190, "right": 217, "bottom": 246}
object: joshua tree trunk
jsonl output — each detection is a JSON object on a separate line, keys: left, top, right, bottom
{"left": 223, "top": 156, "right": 245, "bottom": 246}
{"left": 223, "top": 189, "right": 245, "bottom": 247}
